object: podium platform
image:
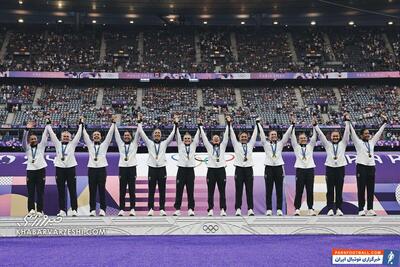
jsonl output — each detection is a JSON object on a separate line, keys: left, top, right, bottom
{"left": 1, "top": 216, "right": 399, "bottom": 237}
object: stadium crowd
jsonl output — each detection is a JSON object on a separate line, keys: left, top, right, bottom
{"left": 0, "top": 26, "right": 399, "bottom": 72}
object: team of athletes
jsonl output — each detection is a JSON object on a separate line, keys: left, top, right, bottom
{"left": 22, "top": 112, "right": 387, "bottom": 217}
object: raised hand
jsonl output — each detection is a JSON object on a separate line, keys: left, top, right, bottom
{"left": 312, "top": 116, "right": 318, "bottom": 126}
{"left": 256, "top": 117, "right": 261, "bottom": 124}
{"left": 290, "top": 113, "right": 296, "bottom": 124}
{"left": 79, "top": 116, "right": 85, "bottom": 124}
{"left": 226, "top": 115, "right": 232, "bottom": 124}
{"left": 173, "top": 115, "right": 180, "bottom": 125}
{"left": 137, "top": 113, "right": 143, "bottom": 122}
{"left": 343, "top": 112, "right": 350, "bottom": 121}
{"left": 111, "top": 115, "right": 117, "bottom": 124}
{"left": 381, "top": 114, "right": 388, "bottom": 122}
{"left": 197, "top": 118, "right": 203, "bottom": 126}
{"left": 26, "top": 121, "right": 34, "bottom": 129}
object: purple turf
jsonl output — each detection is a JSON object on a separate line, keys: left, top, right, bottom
{"left": 0, "top": 235, "right": 399, "bottom": 266}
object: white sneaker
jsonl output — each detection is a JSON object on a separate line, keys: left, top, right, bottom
{"left": 28, "top": 209, "right": 36, "bottom": 216}
{"left": 129, "top": 209, "right": 136, "bottom": 216}
{"left": 57, "top": 210, "right": 66, "bottom": 217}
{"left": 70, "top": 210, "right": 78, "bottom": 217}
{"left": 188, "top": 209, "right": 195, "bottom": 216}
{"left": 276, "top": 209, "right": 283, "bottom": 216}
{"left": 294, "top": 209, "right": 300, "bottom": 216}
{"left": 90, "top": 210, "right": 96, "bottom": 217}
{"left": 367, "top": 209, "right": 377, "bottom": 216}
{"left": 159, "top": 209, "right": 167, "bottom": 216}
{"left": 36, "top": 211, "right": 44, "bottom": 217}
{"left": 118, "top": 210, "right": 125, "bottom": 216}
{"left": 308, "top": 209, "right": 316, "bottom": 216}
{"left": 336, "top": 209, "right": 343, "bottom": 216}
{"left": 208, "top": 209, "right": 214, "bottom": 216}
{"left": 358, "top": 210, "right": 366, "bottom": 216}
{"left": 220, "top": 209, "right": 227, "bottom": 216}
{"left": 235, "top": 208, "right": 241, "bottom": 216}
{"left": 327, "top": 209, "right": 334, "bottom": 216}
{"left": 147, "top": 209, "right": 154, "bottom": 216}
{"left": 99, "top": 209, "right": 106, "bottom": 217}
{"left": 247, "top": 209, "right": 255, "bottom": 216}
{"left": 265, "top": 210, "right": 272, "bottom": 216}
{"left": 173, "top": 210, "right": 181, "bottom": 216}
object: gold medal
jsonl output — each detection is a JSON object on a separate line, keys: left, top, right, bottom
{"left": 61, "top": 157, "right": 65, "bottom": 161}
{"left": 272, "top": 154, "right": 277, "bottom": 158}
{"left": 302, "top": 157, "right": 306, "bottom": 161}
{"left": 333, "top": 156, "right": 337, "bottom": 160}
{"left": 31, "top": 159, "right": 35, "bottom": 164}
{"left": 244, "top": 157, "right": 248, "bottom": 162}
{"left": 216, "top": 158, "right": 220, "bottom": 162}
{"left": 94, "top": 158, "right": 98, "bottom": 161}
{"left": 124, "top": 157, "right": 128, "bottom": 161}
{"left": 368, "top": 154, "right": 372, "bottom": 158}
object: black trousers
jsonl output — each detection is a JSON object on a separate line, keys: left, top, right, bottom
{"left": 119, "top": 166, "right": 137, "bottom": 210}
{"left": 174, "top": 167, "right": 195, "bottom": 210}
{"left": 88, "top": 167, "right": 107, "bottom": 212}
{"left": 56, "top": 167, "right": 77, "bottom": 212}
{"left": 234, "top": 166, "right": 254, "bottom": 210}
{"left": 356, "top": 164, "right": 375, "bottom": 211}
{"left": 206, "top": 167, "right": 227, "bottom": 211}
{"left": 26, "top": 168, "right": 46, "bottom": 212}
{"left": 294, "top": 168, "right": 315, "bottom": 209}
{"left": 326, "top": 166, "right": 345, "bottom": 210}
{"left": 264, "top": 165, "right": 284, "bottom": 210}
{"left": 148, "top": 166, "right": 167, "bottom": 210}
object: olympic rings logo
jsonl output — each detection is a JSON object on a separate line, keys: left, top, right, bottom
{"left": 202, "top": 223, "right": 220, "bottom": 233}
{"left": 170, "top": 153, "right": 235, "bottom": 168}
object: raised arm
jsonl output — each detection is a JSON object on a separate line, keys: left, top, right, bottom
{"left": 193, "top": 128, "right": 200, "bottom": 146}
{"left": 281, "top": 125, "right": 294, "bottom": 145}
{"left": 114, "top": 125, "right": 123, "bottom": 146}
{"left": 70, "top": 124, "right": 83, "bottom": 147}
{"left": 22, "top": 129, "right": 29, "bottom": 151}
{"left": 200, "top": 126, "right": 213, "bottom": 151}
{"left": 249, "top": 124, "right": 258, "bottom": 147}
{"left": 342, "top": 121, "right": 350, "bottom": 144}
{"left": 371, "top": 122, "right": 387, "bottom": 145}
{"left": 82, "top": 126, "right": 92, "bottom": 146}
{"left": 349, "top": 121, "right": 359, "bottom": 143}
{"left": 175, "top": 126, "right": 183, "bottom": 146}
{"left": 314, "top": 124, "right": 329, "bottom": 147}
{"left": 38, "top": 126, "right": 49, "bottom": 148}
{"left": 46, "top": 124, "right": 60, "bottom": 146}
{"left": 164, "top": 124, "right": 176, "bottom": 145}
{"left": 309, "top": 127, "right": 317, "bottom": 147}
{"left": 229, "top": 125, "right": 239, "bottom": 146}
{"left": 290, "top": 126, "right": 298, "bottom": 148}
{"left": 103, "top": 123, "right": 115, "bottom": 147}
{"left": 221, "top": 125, "right": 229, "bottom": 147}
{"left": 137, "top": 122, "right": 152, "bottom": 146}
{"left": 132, "top": 129, "right": 139, "bottom": 144}
{"left": 257, "top": 122, "right": 267, "bottom": 146}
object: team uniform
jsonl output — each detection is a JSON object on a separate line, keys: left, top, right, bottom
{"left": 47, "top": 124, "right": 82, "bottom": 216}
{"left": 200, "top": 125, "right": 229, "bottom": 216}
{"left": 230, "top": 123, "right": 258, "bottom": 216}
{"left": 258, "top": 123, "right": 293, "bottom": 215}
{"left": 350, "top": 122, "right": 387, "bottom": 216}
{"left": 115, "top": 127, "right": 139, "bottom": 216}
{"left": 315, "top": 122, "right": 350, "bottom": 216}
{"left": 137, "top": 122, "right": 176, "bottom": 216}
{"left": 173, "top": 127, "right": 200, "bottom": 216}
{"left": 82, "top": 123, "right": 115, "bottom": 216}
{"left": 22, "top": 127, "right": 49, "bottom": 215}
{"left": 291, "top": 127, "right": 317, "bottom": 216}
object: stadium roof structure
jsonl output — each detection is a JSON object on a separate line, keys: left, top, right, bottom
{"left": 0, "top": 0, "right": 398, "bottom": 26}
